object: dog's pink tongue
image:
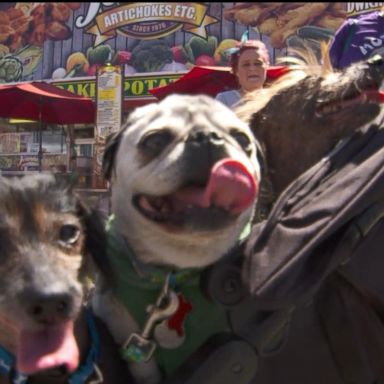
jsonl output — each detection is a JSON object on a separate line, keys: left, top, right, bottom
{"left": 17, "top": 321, "right": 79, "bottom": 375}
{"left": 175, "top": 158, "right": 258, "bottom": 214}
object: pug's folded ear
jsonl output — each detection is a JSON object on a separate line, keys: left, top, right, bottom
{"left": 102, "top": 129, "right": 125, "bottom": 181}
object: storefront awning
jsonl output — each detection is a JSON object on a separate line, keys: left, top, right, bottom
{"left": 0, "top": 81, "right": 95, "bottom": 124}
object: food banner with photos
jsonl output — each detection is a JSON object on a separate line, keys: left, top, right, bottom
{"left": 0, "top": 2, "right": 378, "bottom": 89}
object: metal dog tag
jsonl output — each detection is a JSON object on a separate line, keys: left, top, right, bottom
{"left": 121, "top": 273, "right": 179, "bottom": 363}
{"left": 121, "top": 333, "right": 157, "bottom": 363}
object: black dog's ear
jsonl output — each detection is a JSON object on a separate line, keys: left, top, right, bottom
{"left": 52, "top": 172, "right": 78, "bottom": 194}
{"left": 102, "top": 129, "right": 125, "bottom": 181}
{"left": 75, "top": 195, "right": 113, "bottom": 282}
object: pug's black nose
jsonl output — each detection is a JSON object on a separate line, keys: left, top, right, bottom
{"left": 184, "top": 129, "right": 228, "bottom": 184}
{"left": 187, "top": 130, "right": 224, "bottom": 146}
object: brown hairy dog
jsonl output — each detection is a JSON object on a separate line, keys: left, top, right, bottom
{"left": 235, "top": 47, "right": 384, "bottom": 384}
{"left": 237, "top": 46, "right": 384, "bottom": 213}
{"left": 0, "top": 174, "right": 131, "bottom": 384}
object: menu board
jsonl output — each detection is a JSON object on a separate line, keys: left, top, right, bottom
{"left": 0, "top": 133, "right": 33, "bottom": 154}
{"left": 94, "top": 64, "right": 123, "bottom": 180}
{"left": 96, "top": 64, "right": 123, "bottom": 138}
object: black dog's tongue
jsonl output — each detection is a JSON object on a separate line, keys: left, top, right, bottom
{"left": 17, "top": 321, "right": 79, "bottom": 375}
{"left": 174, "top": 158, "right": 258, "bottom": 214}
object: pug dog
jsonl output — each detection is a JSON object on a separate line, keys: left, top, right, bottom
{"left": 92, "top": 94, "right": 261, "bottom": 384}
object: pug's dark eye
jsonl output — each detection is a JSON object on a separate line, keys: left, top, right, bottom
{"left": 230, "top": 129, "right": 252, "bottom": 154}
{"left": 139, "top": 130, "right": 174, "bottom": 157}
{"left": 59, "top": 224, "right": 80, "bottom": 246}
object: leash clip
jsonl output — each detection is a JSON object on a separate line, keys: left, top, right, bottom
{"left": 121, "top": 272, "right": 179, "bottom": 363}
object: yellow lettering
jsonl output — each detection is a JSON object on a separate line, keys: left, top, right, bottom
{"left": 89, "top": 82, "right": 96, "bottom": 98}
{"left": 66, "top": 85, "right": 75, "bottom": 94}
{"left": 77, "top": 83, "right": 89, "bottom": 97}
{"left": 145, "top": 79, "right": 156, "bottom": 89}
{"left": 131, "top": 80, "right": 144, "bottom": 95}
{"left": 157, "top": 79, "right": 169, "bottom": 88}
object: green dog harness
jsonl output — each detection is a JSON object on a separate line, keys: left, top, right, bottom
{"left": 106, "top": 215, "right": 230, "bottom": 378}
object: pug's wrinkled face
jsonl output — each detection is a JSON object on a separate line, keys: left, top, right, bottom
{"left": 104, "top": 94, "right": 261, "bottom": 269}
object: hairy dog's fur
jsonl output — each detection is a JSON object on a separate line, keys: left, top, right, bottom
{"left": 92, "top": 94, "right": 262, "bottom": 383}
{"left": 237, "top": 47, "right": 384, "bottom": 211}
{"left": 0, "top": 174, "right": 130, "bottom": 384}
{"left": 234, "top": 49, "right": 384, "bottom": 384}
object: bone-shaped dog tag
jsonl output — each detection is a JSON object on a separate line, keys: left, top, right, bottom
{"left": 154, "top": 293, "right": 192, "bottom": 349}
{"left": 154, "top": 321, "right": 186, "bottom": 349}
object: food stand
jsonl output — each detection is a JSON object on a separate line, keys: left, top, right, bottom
{"left": 0, "top": 82, "right": 94, "bottom": 175}
{"left": 0, "top": 2, "right": 374, "bottom": 195}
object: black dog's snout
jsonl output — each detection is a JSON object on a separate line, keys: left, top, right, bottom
{"left": 187, "top": 130, "right": 224, "bottom": 146}
{"left": 24, "top": 291, "right": 75, "bottom": 324}
{"left": 367, "top": 53, "right": 384, "bottom": 66}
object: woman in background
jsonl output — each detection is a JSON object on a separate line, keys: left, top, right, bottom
{"left": 216, "top": 32, "right": 270, "bottom": 108}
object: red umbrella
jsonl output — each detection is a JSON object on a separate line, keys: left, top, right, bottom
{"left": 0, "top": 81, "right": 95, "bottom": 124}
{"left": 0, "top": 81, "right": 95, "bottom": 171}
{"left": 150, "top": 65, "right": 290, "bottom": 100}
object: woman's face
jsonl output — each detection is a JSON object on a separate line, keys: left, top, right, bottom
{"left": 235, "top": 49, "right": 268, "bottom": 92}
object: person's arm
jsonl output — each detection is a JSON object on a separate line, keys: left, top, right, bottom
{"left": 216, "top": 91, "right": 240, "bottom": 108}
{"left": 215, "top": 92, "right": 228, "bottom": 106}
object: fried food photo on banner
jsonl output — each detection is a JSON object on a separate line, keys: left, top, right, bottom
{"left": 0, "top": 2, "right": 81, "bottom": 52}
{"left": 224, "top": 3, "right": 346, "bottom": 49}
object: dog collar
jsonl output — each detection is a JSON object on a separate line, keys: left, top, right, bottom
{"left": 0, "top": 346, "right": 27, "bottom": 384}
{"left": 0, "top": 309, "right": 101, "bottom": 384}
{"left": 106, "top": 215, "right": 202, "bottom": 288}
{"left": 106, "top": 214, "right": 253, "bottom": 280}
{"left": 68, "top": 309, "right": 101, "bottom": 384}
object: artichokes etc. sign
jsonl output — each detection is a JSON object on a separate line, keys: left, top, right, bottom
{"left": 78, "top": 3, "right": 219, "bottom": 45}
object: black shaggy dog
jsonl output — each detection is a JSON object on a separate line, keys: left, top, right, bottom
{"left": 238, "top": 47, "right": 384, "bottom": 215}
{"left": 0, "top": 174, "right": 131, "bottom": 384}
{"left": 236, "top": 49, "right": 384, "bottom": 384}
